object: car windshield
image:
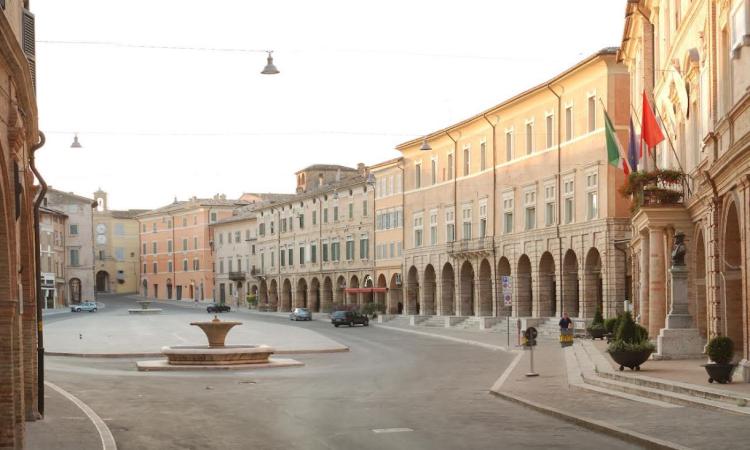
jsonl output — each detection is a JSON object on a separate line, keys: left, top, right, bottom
{"left": 296, "top": 309, "right": 309, "bottom": 313}
{"left": 332, "top": 311, "right": 346, "bottom": 318}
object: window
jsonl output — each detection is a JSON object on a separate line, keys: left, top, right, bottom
{"left": 182, "top": 217, "right": 187, "bottom": 227}
{"left": 219, "top": 233, "right": 224, "bottom": 244}
{"left": 322, "top": 241, "right": 329, "bottom": 262}
{"left": 143, "top": 263, "right": 147, "bottom": 273}
{"left": 261, "top": 253, "right": 266, "bottom": 272}
{"left": 333, "top": 206, "right": 339, "bottom": 222}
{"left": 732, "top": 2, "right": 748, "bottom": 53}
{"left": 480, "top": 141, "right": 487, "bottom": 171}
{"left": 586, "top": 172, "right": 598, "bottom": 220}
{"left": 479, "top": 200, "right": 488, "bottom": 238}
{"left": 546, "top": 114, "right": 554, "bottom": 149}
{"left": 447, "top": 153, "right": 454, "bottom": 180}
{"left": 415, "top": 162, "right": 422, "bottom": 189}
{"left": 526, "top": 122, "right": 534, "bottom": 155}
{"left": 362, "top": 200, "right": 368, "bottom": 217}
{"left": 167, "top": 219, "right": 172, "bottom": 229}
{"left": 429, "top": 210, "right": 438, "bottom": 245}
{"left": 182, "top": 238, "right": 188, "bottom": 251}
{"left": 259, "top": 223, "right": 266, "bottom": 236}
{"left": 210, "top": 212, "right": 217, "bottom": 223}
{"left": 115, "top": 223, "right": 125, "bottom": 235}
{"left": 167, "top": 240, "right": 173, "bottom": 253}
{"left": 397, "top": 241, "right": 403, "bottom": 256}
{"left": 184, "top": 259, "right": 189, "bottom": 271}
{"left": 524, "top": 189, "right": 536, "bottom": 230}
{"left": 396, "top": 173, "right": 402, "bottom": 193}
{"left": 588, "top": 96, "right": 596, "bottom": 132}
{"left": 299, "top": 213, "right": 305, "bottom": 229}
{"left": 563, "top": 178, "right": 575, "bottom": 224}
{"left": 332, "top": 240, "right": 340, "bottom": 262}
{"left": 565, "top": 106, "right": 573, "bottom": 141}
{"left": 431, "top": 158, "right": 437, "bottom": 185}
{"left": 544, "top": 184, "right": 556, "bottom": 227}
{"left": 270, "top": 220, "right": 274, "bottom": 234}
{"left": 312, "top": 210, "right": 317, "bottom": 225}
{"left": 115, "top": 247, "right": 124, "bottom": 261}
{"left": 299, "top": 246, "right": 305, "bottom": 265}
{"left": 153, "top": 262, "right": 158, "bottom": 273}
{"left": 346, "top": 236, "right": 354, "bottom": 260}
{"left": 323, "top": 208, "right": 328, "bottom": 223}
{"left": 463, "top": 147, "right": 470, "bottom": 176}
{"left": 142, "top": 243, "right": 147, "bottom": 254}
{"left": 281, "top": 218, "right": 287, "bottom": 233}
{"left": 503, "top": 193, "right": 514, "bottom": 234}
{"left": 152, "top": 223, "right": 157, "bottom": 233}
{"left": 311, "top": 242, "right": 317, "bottom": 263}
{"left": 228, "top": 260, "right": 233, "bottom": 272}
{"left": 194, "top": 237, "right": 198, "bottom": 249}
{"left": 234, "top": 231, "right": 241, "bottom": 242}
{"left": 413, "top": 214, "right": 423, "bottom": 247}
{"left": 359, "top": 234, "right": 369, "bottom": 259}
{"left": 152, "top": 242, "right": 157, "bottom": 254}
{"left": 288, "top": 248, "right": 294, "bottom": 266}
{"left": 69, "top": 249, "right": 80, "bottom": 266}
{"left": 348, "top": 203, "right": 353, "bottom": 220}
{"left": 446, "top": 207, "right": 455, "bottom": 242}
{"left": 280, "top": 249, "right": 286, "bottom": 267}
{"left": 462, "top": 205, "right": 472, "bottom": 240}
{"left": 390, "top": 241, "right": 395, "bottom": 258}
{"left": 168, "top": 261, "right": 173, "bottom": 273}
{"left": 505, "top": 130, "right": 513, "bottom": 161}
{"left": 69, "top": 224, "right": 79, "bottom": 235}
{"left": 193, "top": 259, "right": 200, "bottom": 271}
{"left": 142, "top": 224, "right": 146, "bottom": 233}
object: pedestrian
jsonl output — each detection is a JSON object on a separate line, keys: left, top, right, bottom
{"left": 559, "top": 312, "right": 573, "bottom": 330}
{"left": 559, "top": 312, "right": 574, "bottom": 347}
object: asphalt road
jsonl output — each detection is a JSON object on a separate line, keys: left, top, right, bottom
{"left": 41, "top": 295, "right": 636, "bottom": 450}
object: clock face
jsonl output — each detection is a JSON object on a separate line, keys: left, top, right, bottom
{"left": 96, "top": 234, "right": 107, "bottom": 245}
{"left": 96, "top": 223, "right": 106, "bottom": 234}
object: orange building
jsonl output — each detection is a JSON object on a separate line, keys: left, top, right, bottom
{"left": 137, "top": 195, "right": 246, "bottom": 301}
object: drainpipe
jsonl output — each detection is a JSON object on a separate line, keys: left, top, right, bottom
{"left": 444, "top": 131, "right": 459, "bottom": 314}
{"left": 30, "top": 131, "right": 46, "bottom": 416}
{"left": 482, "top": 114, "right": 499, "bottom": 317}
{"left": 546, "top": 83, "right": 564, "bottom": 318}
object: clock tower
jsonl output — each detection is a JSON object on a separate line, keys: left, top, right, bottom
{"left": 94, "top": 188, "right": 108, "bottom": 212}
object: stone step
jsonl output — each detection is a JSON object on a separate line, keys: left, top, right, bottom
{"left": 452, "top": 317, "right": 482, "bottom": 330}
{"left": 420, "top": 316, "right": 449, "bottom": 328}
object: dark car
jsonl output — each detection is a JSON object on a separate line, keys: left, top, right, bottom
{"left": 331, "top": 310, "right": 369, "bottom": 327}
{"left": 289, "top": 308, "right": 312, "bottom": 321}
{"left": 207, "top": 303, "right": 231, "bottom": 313}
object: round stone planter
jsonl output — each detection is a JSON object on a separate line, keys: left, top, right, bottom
{"left": 608, "top": 349, "right": 653, "bottom": 371}
{"left": 588, "top": 328, "right": 606, "bottom": 340}
{"left": 702, "top": 363, "right": 736, "bottom": 384}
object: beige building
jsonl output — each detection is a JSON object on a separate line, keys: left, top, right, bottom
{"left": 92, "top": 189, "right": 146, "bottom": 294}
{"left": 45, "top": 189, "right": 97, "bottom": 303}
{"left": 39, "top": 205, "right": 67, "bottom": 308}
{"left": 621, "top": 0, "right": 750, "bottom": 379}
{"left": 397, "top": 48, "right": 632, "bottom": 322}
{"left": 254, "top": 164, "right": 376, "bottom": 312}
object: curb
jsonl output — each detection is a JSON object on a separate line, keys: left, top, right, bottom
{"left": 45, "top": 381, "right": 117, "bottom": 450}
{"left": 490, "top": 390, "right": 689, "bottom": 450}
{"left": 45, "top": 346, "right": 350, "bottom": 359}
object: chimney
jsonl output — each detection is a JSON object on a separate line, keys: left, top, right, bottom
{"left": 357, "top": 163, "right": 366, "bottom": 175}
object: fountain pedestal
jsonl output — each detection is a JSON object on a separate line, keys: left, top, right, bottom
{"left": 129, "top": 300, "right": 162, "bottom": 314}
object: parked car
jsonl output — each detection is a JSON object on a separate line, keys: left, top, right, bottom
{"left": 289, "top": 308, "right": 312, "bottom": 321}
{"left": 207, "top": 303, "right": 231, "bottom": 313}
{"left": 70, "top": 302, "right": 98, "bottom": 313}
{"left": 331, "top": 310, "right": 369, "bottom": 327}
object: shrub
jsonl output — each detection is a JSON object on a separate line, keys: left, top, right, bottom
{"left": 592, "top": 309, "right": 604, "bottom": 326}
{"left": 706, "top": 336, "right": 734, "bottom": 365}
{"left": 608, "top": 311, "right": 654, "bottom": 353}
{"left": 604, "top": 318, "right": 618, "bottom": 334}
{"left": 361, "top": 302, "right": 382, "bottom": 317}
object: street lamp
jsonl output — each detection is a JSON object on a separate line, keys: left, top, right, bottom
{"left": 419, "top": 136, "right": 432, "bottom": 151}
{"left": 261, "top": 51, "right": 280, "bottom": 75}
{"left": 70, "top": 133, "right": 82, "bottom": 148}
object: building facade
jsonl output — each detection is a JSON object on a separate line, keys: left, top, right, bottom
{"left": 39, "top": 206, "right": 67, "bottom": 308}
{"left": 0, "top": 1, "right": 42, "bottom": 446}
{"left": 254, "top": 164, "right": 376, "bottom": 312}
{"left": 621, "top": 0, "right": 750, "bottom": 379}
{"left": 92, "top": 190, "right": 146, "bottom": 294}
{"left": 397, "top": 48, "right": 632, "bottom": 322}
{"left": 211, "top": 207, "right": 260, "bottom": 308}
{"left": 137, "top": 195, "right": 246, "bottom": 301}
{"left": 45, "top": 189, "right": 96, "bottom": 304}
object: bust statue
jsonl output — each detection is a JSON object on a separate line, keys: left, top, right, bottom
{"left": 671, "top": 232, "right": 686, "bottom": 267}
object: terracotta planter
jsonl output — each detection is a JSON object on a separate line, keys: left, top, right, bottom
{"left": 608, "top": 349, "right": 653, "bottom": 371}
{"left": 702, "top": 363, "right": 736, "bottom": 384}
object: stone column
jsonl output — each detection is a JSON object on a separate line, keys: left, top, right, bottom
{"left": 648, "top": 227, "right": 666, "bottom": 339}
{"left": 639, "top": 231, "right": 650, "bottom": 329}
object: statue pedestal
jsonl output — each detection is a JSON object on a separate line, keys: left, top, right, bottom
{"left": 655, "top": 266, "right": 704, "bottom": 360}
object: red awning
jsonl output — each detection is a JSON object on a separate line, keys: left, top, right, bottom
{"left": 344, "top": 287, "right": 387, "bottom": 294}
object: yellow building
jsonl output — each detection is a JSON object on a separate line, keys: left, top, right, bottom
{"left": 92, "top": 190, "right": 146, "bottom": 294}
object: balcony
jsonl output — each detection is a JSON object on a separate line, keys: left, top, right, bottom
{"left": 228, "top": 271, "right": 246, "bottom": 281}
{"left": 447, "top": 237, "right": 494, "bottom": 258}
{"left": 621, "top": 169, "right": 686, "bottom": 212}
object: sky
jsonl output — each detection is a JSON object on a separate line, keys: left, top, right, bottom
{"left": 34, "top": 0, "right": 626, "bottom": 210}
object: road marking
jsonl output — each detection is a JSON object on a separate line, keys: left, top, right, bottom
{"left": 376, "top": 324, "right": 506, "bottom": 351}
{"left": 489, "top": 350, "right": 524, "bottom": 393}
{"left": 45, "top": 381, "right": 118, "bottom": 450}
{"left": 372, "top": 428, "right": 414, "bottom": 434}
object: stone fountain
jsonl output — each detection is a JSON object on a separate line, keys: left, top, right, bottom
{"left": 137, "top": 315, "right": 301, "bottom": 371}
{"left": 128, "top": 300, "right": 163, "bottom": 314}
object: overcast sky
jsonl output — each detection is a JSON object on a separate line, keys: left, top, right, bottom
{"left": 34, "top": 0, "right": 625, "bottom": 210}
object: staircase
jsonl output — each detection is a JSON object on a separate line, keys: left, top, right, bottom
{"left": 419, "top": 316, "right": 448, "bottom": 328}
{"left": 383, "top": 315, "right": 411, "bottom": 327}
{"left": 452, "top": 316, "right": 482, "bottom": 330}
{"left": 534, "top": 317, "right": 562, "bottom": 338}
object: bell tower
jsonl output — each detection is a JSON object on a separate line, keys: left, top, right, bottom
{"left": 93, "top": 188, "right": 107, "bottom": 212}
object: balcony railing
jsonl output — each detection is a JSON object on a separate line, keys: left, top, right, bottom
{"left": 447, "top": 236, "right": 494, "bottom": 257}
{"left": 228, "top": 271, "right": 246, "bottom": 281}
{"left": 621, "top": 169, "right": 686, "bottom": 211}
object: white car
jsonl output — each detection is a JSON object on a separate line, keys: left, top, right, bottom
{"left": 70, "top": 302, "right": 98, "bottom": 312}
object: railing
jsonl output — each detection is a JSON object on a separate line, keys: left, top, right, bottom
{"left": 228, "top": 271, "right": 246, "bottom": 281}
{"left": 621, "top": 169, "right": 686, "bottom": 211}
{"left": 447, "top": 236, "right": 494, "bottom": 256}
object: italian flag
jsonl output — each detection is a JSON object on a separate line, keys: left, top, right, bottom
{"left": 604, "top": 110, "right": 630, "bottom": 175}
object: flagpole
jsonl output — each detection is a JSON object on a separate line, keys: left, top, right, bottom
{"left": 652, "top": 102, "right": 691, "bottom": 196}
{"left": 629, "top": 102, "right": 647, "bottom": 171}
{"left": 598, "top": 98, "right": 632, "bottom": 172}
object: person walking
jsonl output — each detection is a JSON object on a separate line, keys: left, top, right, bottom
{"left": 559, "top": 312, "right": 574, "bottom": 347}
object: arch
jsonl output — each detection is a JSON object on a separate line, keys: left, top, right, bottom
{"left": 497, "top": 257, "right": 511, "bottom": 314}
{"left": 322, "top": 276, "right": 333, "bottom": 312}
{"left": 692, "top": 230, "right": 707, "bottom": 338}
{"left": 69, "top": 278, "right": 82, "bottom": 304}
{"left": 165, "top": 277, "right": 173, "bottom": 300}
{"left": 362, "top": 275, "right": 374, "bottom": 305}
{"left": 259, "top": 279, "right": 268, "bottom": 307}
{"left": 441, "top": 263, "right": 455, "bottom": 316}
{"left": 348, "top": 275, "right": 360, "bottom": 305}
{"left": 516, "top": 255, "right": 532, "bottom": 317}
{"left": 376, "top": 274, "right": 387, "bottom": 312}
{"left": 538, "top": 252, "right": 556, "bottom": 317}
{"left": 335, "top": 275, "right": 346, "bottom": 306}
{"left": 722, "top": 201, "right": 744, "bottom": 355}
{"left": 269, "top": 279, "right": 279, "bottom": 310}
{"left": 96, "top": 271, "right": 110, "bottom": 293}
{"left": 562, "top": 250, "right": 580, "bottom": 317}
{"left": 422, "top": 265, "right": 436, "bottom": 316}
{"left": 281, "top": 278, "right": 293, "bottom": 312}
{"left": 407, "top": 266, "right": 419, "bottom": 315}
{"left": 584, "top": 248, "right": 603, "bottom": 318}
{"left": 478, "top": 259, "right": 492, "bottom": 316}
{"left": 310, "top": 278, "right": 321, "bottom": 312}
{"left": 459, "top": 261, "right": 475, "bottom": 316}
{"left": 141, "top": 279, "right": 148, "bottom": 297}
{"left": 389, "top": 273, "right": 403, "bottom": 314}
{"left": 296, "top": 278, "right": 308, "bottom": 309}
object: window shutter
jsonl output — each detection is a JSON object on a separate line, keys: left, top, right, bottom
{"left": 22, "top": 9, "right": 36, "bottom": 89}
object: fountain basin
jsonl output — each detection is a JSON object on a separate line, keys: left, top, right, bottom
{"left": 162, "top": 344, "right": 275, "bottom": 365}
{"left": 190, "top": 317, "right": 242, "bottom": 347}
{"left": 129, "top": 300, "right": 162, "bottom": 314}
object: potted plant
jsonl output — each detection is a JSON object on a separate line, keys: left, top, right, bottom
{"left": 604, "top": 317, "right": 618, "bottom": 342}
{"left": 587, "top": 309, "right": 606, "bottom": 340}
{"left": 607, "top": 311, "right": 655, "bottom": 371}
{"left": 702, "top": 336, "right": 735, "bottom": 384}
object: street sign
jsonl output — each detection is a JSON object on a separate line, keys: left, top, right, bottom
{"left": 503, "top": 292, "right": 512, "bottom": 307}
{"left": 501, "top": 276, "right": 512, "bottom": 290}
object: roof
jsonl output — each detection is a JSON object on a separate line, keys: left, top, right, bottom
{"left": 295, "top": 164, "right": 357, "bottom": 174}
{"left": 46, "top": 188, "right": 96, "bottom": 205}
{"left": 240, "top": 192, "right": 297, "bottom": 203}
{"left": 396, "top": 47, "right": 619, "bottom": 150}
{"left": 109, "top": 209, "right": 149, "bottom": 219}
{"left": 254, "top": 173, "right": 369, "bottom": 211}
{"left": 212, "top": 209, "right": 259, "bottom": 226}
{"left": 136, "top": 197, "right": 248, "bottom": 219}
{"left": 369, "top": 157, "right": 403, "bottom": 171}
{"left": 40, "top": 206, "right": 67, "bottom": 217}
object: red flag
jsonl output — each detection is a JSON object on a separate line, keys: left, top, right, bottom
{"left": 641, "top": 91, "right": 664, "bottom": 153}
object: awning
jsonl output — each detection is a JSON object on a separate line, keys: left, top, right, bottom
{"left": 344, "top": 287, "right": 387, "bottom": 294}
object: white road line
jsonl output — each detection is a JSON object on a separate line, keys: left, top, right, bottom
{"left": 372, "top": 428, "right": 414, "bottom": 434}
{"left": 45, "top": 381, "right": 117, "bottom": 450}
{"left": 376, "top": 324, "right": 507, "bottom": 351}
{"left": 489, "top": 350, "right": 524, "bottom": 393}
